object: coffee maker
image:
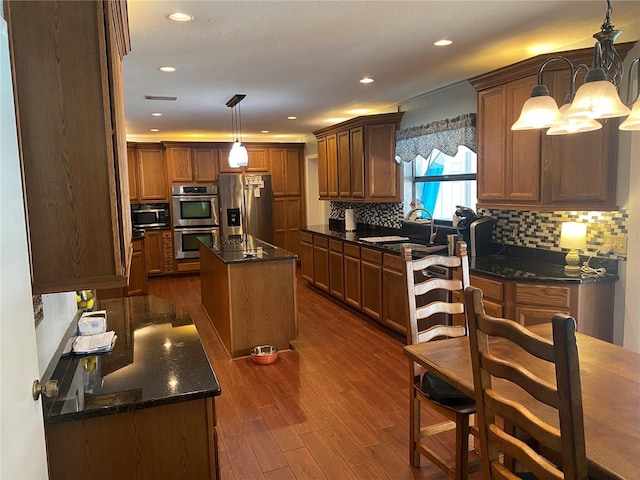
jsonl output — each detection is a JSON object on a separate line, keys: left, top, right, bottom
{"left": 454, "top": 206, "right": 496, "bottom": 257}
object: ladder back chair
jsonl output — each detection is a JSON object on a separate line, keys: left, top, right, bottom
{"left": 464, "top": 285, "right": 588, "bottom": 480}
{"left": 402, "top": 241, "right": 480, "bottom": 479}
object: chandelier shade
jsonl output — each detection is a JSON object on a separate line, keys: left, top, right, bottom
{"left": 511, "top": 93, "right": 562, "bottom": 130}
{"left": 564, "top": 76, "right": 630, "bottom": 119}
{"left": 546, "top": 104, "right": 603, "bottom": 135}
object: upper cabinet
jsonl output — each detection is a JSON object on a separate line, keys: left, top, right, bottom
{"left": 314, "top": 113, "right": 404, "bottom": 202}
{"left": 470, "top": 43, "right": 635, "bottom": 211}
{"left": 164, "top": 143, "right": 218, "bottom": 184}
{"left": 218, "top": 145, "right": 269, "bottom": 174}
{"left": 129, "top": 143, "right": 169, "bottom": 202}
{"left": 5, "top": 0, "right": 132, "bottom": 294}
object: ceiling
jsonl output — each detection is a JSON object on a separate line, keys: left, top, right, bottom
{"left": 122, "top": 0, "right": 640, "bottom": 143}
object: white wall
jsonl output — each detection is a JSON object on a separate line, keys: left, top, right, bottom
{"left": 0, "top": 10, "right": 49, "bottom": 477}
{"left": 36, "top": 292, "right": 78, "bottom": 376}
{"left": 619, "top": 41, "right": 640, "bottom": 351}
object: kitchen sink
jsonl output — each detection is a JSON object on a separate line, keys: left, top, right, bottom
{"left": 381, "top": 242, "right": 447, "bottom": 255}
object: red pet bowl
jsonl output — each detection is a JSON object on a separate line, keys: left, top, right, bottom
{"left": 250, "top": 345, "right": 278, "bottom": 365}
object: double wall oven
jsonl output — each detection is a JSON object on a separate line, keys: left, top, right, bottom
{"left": 172, "top": 185, "right": 219, "bottom": 260}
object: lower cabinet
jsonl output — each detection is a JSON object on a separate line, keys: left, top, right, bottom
{"left": 45, "top": 397, "right": 218, "bottom": 479}
{"left": 343, "top": 243, "right": 361, "bottom": 310}
{"left": 468, "top": 273, "right": 615, "bottom": 342}
{"left": 360, "top": 247, "right": 383, "bottom": 322}
{"left": 300, "top": 232, "right": 314, "bottom": 282}
{"left": 313, "top": 236, "right": 329, "bottom": 293}
{"left": 145, "top": 230, "right": 174, "bottom": 276}
{"left": 382, "top": 253, "right": 408, "bottom": 335}
{"left": 126, "top": 238, "right": 147, "bottom": 296}
{"left": 329, "top": 239, "right": 344, "bottom": 300}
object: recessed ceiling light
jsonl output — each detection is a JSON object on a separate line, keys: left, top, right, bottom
{"left": 151, "top": 112, "right": 163, "bottom": 117}
{"left": 158, "top": 66, "right": 176, "bottom": 73}
{"left": 145, "top": 95, "right": 177, "bottom": 101}
{"left": 434, "top": 39, "right": 452, "bottom": 47}
{"left": 261, "top": 130, "right": 270, "bottom": 134}
{"left": 287, "top": 116, "right": 297, "bottom": 120}
{"left": 150, "top": 128, "right": 160, "bottom": 132}
{"left": 167, "top": 12, "right": 193, "bottom": 22}
{"left": 360, "top": 77, "right": 374, "bottom": 84}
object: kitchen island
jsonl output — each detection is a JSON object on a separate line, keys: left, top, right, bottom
{"left": 43, "top": 295, "right": 221, "bottom": 479}
{"left": 200, "top": 235, "right": 298, "bottom": 358}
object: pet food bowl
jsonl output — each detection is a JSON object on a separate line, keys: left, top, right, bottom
{"left": 250, "top": 345, "right": 278, "bottom": 365}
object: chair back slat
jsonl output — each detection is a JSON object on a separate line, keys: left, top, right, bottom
{"left": 465, "top": 285, "right": 588, "bottom": 480}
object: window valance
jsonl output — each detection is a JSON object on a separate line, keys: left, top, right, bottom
{"left": 395, "top": 113, "right": 477, "bottom": 162}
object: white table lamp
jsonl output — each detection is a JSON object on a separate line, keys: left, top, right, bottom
{"left": 560, "top": 222, "right": 587, "bottom": 275}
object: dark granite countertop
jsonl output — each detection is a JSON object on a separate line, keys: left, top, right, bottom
{"left": 301, "top": 224, "right": 618, "bottom": 284}
{"left": 43, "top": 296, "right": 221, "bottom": 425}
{"left": 203, "top": 234, "right": 297, "bottom": 264}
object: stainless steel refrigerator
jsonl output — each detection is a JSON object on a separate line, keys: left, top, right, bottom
{"left": 218, "top": 173, "right": 274, "bottom": 243}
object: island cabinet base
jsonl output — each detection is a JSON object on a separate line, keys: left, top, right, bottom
{"left": 200, "top": 244, "right": 297, "bottom": 358}
{"left": 45, "top": 397, "right": 218, "bottom": 480}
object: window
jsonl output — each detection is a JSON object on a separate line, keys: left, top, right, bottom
{"left": 395, "top": 113, "right": 477, "bottom": 222}
{"left": 412, "top": 146, "right": 476, "bottom": 222}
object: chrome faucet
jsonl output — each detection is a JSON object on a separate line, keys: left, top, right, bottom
{"left": 405, "top": 208, "right": 437, "bottom": 244}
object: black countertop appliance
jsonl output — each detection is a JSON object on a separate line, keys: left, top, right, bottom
{"left": 454, "top": 206, "right": 496, "bottom": 257}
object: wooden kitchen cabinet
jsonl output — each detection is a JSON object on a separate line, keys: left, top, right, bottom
{"left": 165, "top": 143, "right": 218, "bottom": 184}
{"left": 313, "top": 235, "right": 330, "bottom": 293}
{"left": 128, "top": 144, "right": 169, "bottom": 202}
{"left": 470, "top": 43, "right": 634, "bottom": 210}
{"left": 270, "top": 146, "right": 305, "bottom": 255}
{"left": 300, "top": 231, "right": 314, "bottom": 283}
{"left": 343, "top": 243, "right": 361, "bottom": 310}
{"left": 314, "top": 113, "right": 404, "bottom": 202}
{"left": 217, "top": 145, "right": 269, "bottom": 173}
{"left": 329, "top": 239, "right": 345, "bottom": 300}
{"left": 126, "top": 238, "right": 147, "bottom": 296}
{"left": 360, "top": 247, "right": 383, "bottom": 321}
{"left": 145, "top": 230, "right": 173, "bottom": 276}
{"left": 5, "top": 0, "right": 132, "bottom": 294}
{"left": 467, "top": 272, "right": 615, "bottom": 342}
{"left": 382, "top": 253, "right": 408, "bottom": 335}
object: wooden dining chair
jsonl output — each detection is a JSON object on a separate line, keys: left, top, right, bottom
{"left": 464, "top": 285, "right": 588, "bottom": 480}
{"left": 402, "top": 241, "right": 480, "bottom": 479}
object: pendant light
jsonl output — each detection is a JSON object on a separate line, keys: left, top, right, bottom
{"left": 226, "top": 94, "right": 248, "bottom": 168}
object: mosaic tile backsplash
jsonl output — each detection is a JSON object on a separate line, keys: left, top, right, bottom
{"left": 480, "top": 208, "right": 628, "bottom": 261}
{"left": 330, "top": 202, "right": 404, "bottom": 229}
{"left": 330, "top": 202, "right": 628, "bottom": 261}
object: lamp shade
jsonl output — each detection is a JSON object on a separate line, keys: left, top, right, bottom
{"left": 559, "top": 222, "right": 587, "bottom": 250}
{"left": 547, "top": 104, "right": 603, "bottom": 135}
{"left": 619, "top": 98, "right": 640, "bottom": 131}
{"left": 564, "top": 79, "right": 630, "bottom": 119}
{"left": 229, "top": 141, "right": 248, "bottom": 168}
{"left": 511, "top": 95, "right": 562, "bottom": 130}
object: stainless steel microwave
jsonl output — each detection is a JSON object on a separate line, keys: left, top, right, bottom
{"left": 131, "top": 203, "right": 170, "bottom": 229}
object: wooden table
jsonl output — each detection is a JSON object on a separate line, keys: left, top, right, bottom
{"left": 404, "top": 324, "right": 640, "bottom": 480}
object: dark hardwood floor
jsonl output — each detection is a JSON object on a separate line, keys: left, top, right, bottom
{"left": 148, "top": 272, "right": 481, "bottom": 480}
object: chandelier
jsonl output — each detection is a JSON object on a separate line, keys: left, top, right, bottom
{"left": 226, "top": 94, "right": 248, "bottom": 167}
{"left": 512, "top": 0, "right": 639, "bottom": 133}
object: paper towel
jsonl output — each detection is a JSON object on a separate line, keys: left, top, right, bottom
{"left": 345, "top": 209, "right": 356, "bottom": 231}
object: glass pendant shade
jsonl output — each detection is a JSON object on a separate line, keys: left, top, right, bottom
{"left": 547, "top": 104, "right": 603, "bottom": 135}
{"left": 619, "top": 99, "right": 640, "bottom": 131}
{"left": 228, "top": 141, "right": 248, "bottom": 168}
{"left": 511, "top": 95, "right": 562, "bottom": 130}
{"left": 565, "top": 79, "right": 630, "bottom": 119}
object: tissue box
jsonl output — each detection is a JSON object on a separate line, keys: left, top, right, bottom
{"left": 78, "top": 310, "right": 107, "bottom": 336}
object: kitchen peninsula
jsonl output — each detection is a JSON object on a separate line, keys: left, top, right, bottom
{"left": 200, "top": 235, "right": 298, "bottom": 358}
{"left": 43, "top": 295, "right": 221, "bottom": 479}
